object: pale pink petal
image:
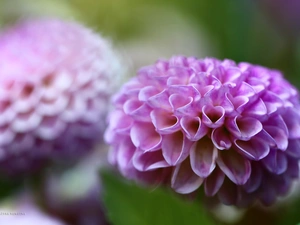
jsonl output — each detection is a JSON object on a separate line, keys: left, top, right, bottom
{"left": 123, "top": 99, "right": 152, "bottom": 122}
{"left": 169, "top": 94, "right": 193, "bottom": 110}
{"left": 0, "top": 126, "right": 15, "bottom": 145}
{"left": 202, "top": 105, "right": 225, "bottom": 128}
{"left": 286, "top": 139, "right": 300, "bottom": 158}
{"left": 35, "top": 117, "right": 66, "bottom": 140}
{"left": 37, "top": 95, "right": 69, "bottom": 116}
{"left": 264, "top": 126, "right": 288, "bottom": 150}
{"left": 211, "top": 126, "right": 232, "bottom": 150}
{"left": 282, "top": 107, "right": 300, "bottom": 138}
{"left": 235, "top": 137, "right": 270, "bottom": 161}
{"left": 264, "top": 114, "right": 288, "bottom": 135}
{"left": 243, "top": 98, "right": 267, "bottom": 117}
{"left": 171, "top": 159, "right": 204, "bottom": 194}
{"left": 168, "top": 84, "right": 200, "bottom": 99}
{"left": 130, "top": 122, "right": 161, "bottom": 152}
{"left": 204, "top": 167, "right": 225, "bottom": 196}
{"left": 190, "top": 137, "right": 218, "bottom": 178}
{"left": 11, "top": 112, "right": 41, "bottom": 132}
{"left": 203, "top": 86, "right": 234, "bottom": 113}
{"left": 161, "top": 132, "right": 193, "bottom": 165}
{"left": 231, "top": 95, "right": 249, "bottom": 113}
{"left": 262, "top": 150, "right": 287, "bottom": 174}
{"left": 262, "top": 91, "right": 283, "bottom": 114}
{"left": 217, "top": 150, "right": 251, "bottom": 185}
{"left": 169, "top": 93, "right": 195, "bottom": 116}
{"left": 109, "top": 110, "right": 133, "bottom": 134}
{"left": 147, "top": 89, "right": 172, "bottom": 110}
{"left": 242, "top": 163, "right": 262, "bottom": 193}
{"left": 226, "top": 116, "right": 262, "bottom": 140}
{"left": 234, "top": 81, "right": 256, "bottom": 98}
{"left": 133, "top": 150, "right": 169, "bottom": 171}
{"left": 116, "top": 138, "right": 136, "bottom": 171}
{"left": 166, "top": 67, "right": 191, "bottom": 85}
{"left": 0, "top": 107, "right": 16, "bottom": 126}
{"left": 150, "top": 109, "right": 180, "bottom": 134}
{"left": 180, "top": 116, "right": 208, "bottom": 141}
{"left": 138, "top": 86, "right": 160, "bottom": 102}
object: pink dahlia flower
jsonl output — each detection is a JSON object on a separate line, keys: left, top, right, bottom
{"left": 0, "top": 19, "right": 121, "bottom": 175}
{"left": 105, "top": 56, "right": 300, "bottom": 206}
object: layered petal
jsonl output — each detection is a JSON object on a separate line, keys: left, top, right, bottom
{"left": 285, "top": 139, "right": 300, "bottom": 158}
{"left": 211, "top": 126, "right": 232, "bottom": 150}
{"left": 171, "top": 159, "right": 204, "bottom": 194}
{"left": 133, "top": 150, "right": 169, "bottom": 171}
{"left": 217, "top": 150, "right": 251, "bottom": 185}
{"left": 161, "top": 131, "right": 193, "bottom": 165}
{"left": 123, "top": 99, "right": 152, "bottom": 122}
{"left": 180, "top": 116, "right": 208, "bottom": 141}
{"left": 262, "top": 149, "right": 288, "bottom": 174}
{"left": 190, "top": 137, "right": 218, "bottom": 178}
{"left": 226, "top": 116, "right": 262, "bottom": 140}
{"left": 235, "top": 137, "right": 270, "bottom": 161}
{"left": 264, "top": 126, "right": 288, "bottom": 150}
{"left": 242, "top": 163, "right": 262, "bottom": 193}
{"left": 282, "top": 107, "right": 300, "bottom": 139}
{"left": 151, "top": 109, "right": 180, "bottom": 134}
{"left": 204, "top": 167, "right": 225, "bottom": 196}
{"left": 130, "top": 122, "right": 162, "bottom": 152}
{"left": 202, "top": 105, "right": 225, "bottom": 128}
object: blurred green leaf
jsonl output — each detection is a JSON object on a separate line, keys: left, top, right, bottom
{"left": 0, "top": 177, "right": 22, "bottom": 200}
{"left": 101, "top": 170, "right": 215, "bottom": 225}
{"left": 276, "top": 196, "right": 300, "bottom": 225}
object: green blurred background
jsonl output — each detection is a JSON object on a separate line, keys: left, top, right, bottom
{"left": 1, "top": 0, "right": 300, "bottom": 86}
{"left": 1, "top": 0, "right": 300, "bottom": 224}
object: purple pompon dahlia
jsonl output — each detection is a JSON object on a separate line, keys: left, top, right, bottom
{"left": 105, "top": 56, "right": 300, "bottom": 206}
{"left": 0, "top": 19, "right": 121, "bottom": 175}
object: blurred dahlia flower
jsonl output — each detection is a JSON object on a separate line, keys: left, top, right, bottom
{"left": 0, "top": 19, "right": 121, "bottom": 175}
{"left": 105, "top": 56, "right": 300, "bottom": 206}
